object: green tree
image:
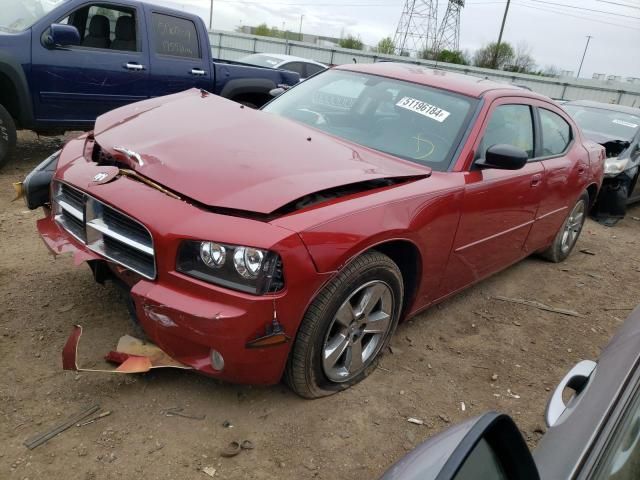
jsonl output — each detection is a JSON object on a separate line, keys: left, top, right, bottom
{"left": 254, "top": 23, "right": 272, "bottom": 37}
{"left": 338, "top": 34, "right": 364, "bottom": 50}
{"left": 473, "top": 42, "right": 515, "bottom": 69}
{"left": 422, "top": 49, "right": 469, "bottom": 65}
{"left": 376, "top": 37, "right": 395, "bottom": 54}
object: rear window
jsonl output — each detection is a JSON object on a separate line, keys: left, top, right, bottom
{"left": 152, "top": 13, "right": 199, "bottom": 58}
{"left": 564, "top": 104, "right": 639, "bottom": 142}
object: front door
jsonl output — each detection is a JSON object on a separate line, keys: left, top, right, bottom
{"left": 439, "top": 101, "right": 544, "bottom": 295}
{"left": 31, "top": 2, "right": 150, "bottom": 126}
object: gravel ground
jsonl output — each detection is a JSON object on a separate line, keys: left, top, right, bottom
{"left": 1, "top": 131, "right": 639, "bottom": 480}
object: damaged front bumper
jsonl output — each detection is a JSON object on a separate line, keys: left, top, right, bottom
{"left": 38, "top": 212, "right": 325, "bottom": 385}
{"left": 592, "top": 166, "right": 638, "bottom": 222}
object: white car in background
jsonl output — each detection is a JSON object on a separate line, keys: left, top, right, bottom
{"left": 239, "top": 53, "right": 327, "bottom": 81}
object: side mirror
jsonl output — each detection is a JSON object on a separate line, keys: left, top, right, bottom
{"left": 269, "top": 87, "right": 286, "bottom": 98}
{"left": 477, "top": 144, "right": 528, "bottom": 170}
{"left": 380, "top": 412, "right": 539, "bottom": 480}
{"left": 44, "top": 24, "right": 80, "bottom": 49}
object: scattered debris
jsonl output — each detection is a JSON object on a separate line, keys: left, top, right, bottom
{"left": 438, "top": 414, "right": 451, "bottom": 423}
{"left": 471, "top": 365, "right": 490, "bottom": 370}
{"left": 579, "top": 249, "right": 596, "bottom": 256}
{"left": 631, "top": 216, "right": 640, "bottom": 221}
{"left": 221, "top": 440, "right": 254, "bottom": 458}
{"left": 491, "top": 373, "right": 499, "bottom": 381}
{"left": 513, "top": 320, "right": 522, "bottom": 327}
{"left": 57, "top": 303, "right": 75, "bottom": 313}
{"left": 603, "top": 306, "right": 635, "bottom": 311}
{"left": 76, "top": 410, "right": 112, "bottom": 427}
{"left": 586, "top": 272, "right": 603, "bottom": 280}
{"left": 460, "top": 402, "right": 466, "bottom": 412}
{"left": 202, "top": 467, "right": 217, "bottom": 477}
{"left": 492, "top": 296, "right": 584, "bottom": 318}
{"left": 222, "top": 420, "right": 233, "bottom": 428}
{"left": 24, "top": 405, "right": 100, "bottom": 450}
{"left": 162, "top": 407, "right": 205, "bottom": 420}
{"left": 506, "top": 389, "right": 521, "bottom": 399}
{"left": 407, "top": 417, "right": 424, "bottom": 425}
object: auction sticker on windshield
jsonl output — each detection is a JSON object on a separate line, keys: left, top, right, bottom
{"left": 613, "top": 119, "right": 639, "bottom": 129}
{"left": 396, "top": 97, "right": 451, "bottom": 123}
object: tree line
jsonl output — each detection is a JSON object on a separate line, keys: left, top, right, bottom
{"left": 246, "top": 24, "right": 559, "bottom": 76}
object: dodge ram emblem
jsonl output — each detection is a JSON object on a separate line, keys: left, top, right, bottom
{"left": 93, "top": 172, "right": 109, "bottom": 182}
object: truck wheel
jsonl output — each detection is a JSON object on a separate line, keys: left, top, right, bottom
{"left": 540, "top": 191, "right": 589, "bottom": 263}
{"left": 285, "top": 251, "right": 403, "bottom": 398}
{"left": 0, "top": 104, "right": 17, "bottom": 169}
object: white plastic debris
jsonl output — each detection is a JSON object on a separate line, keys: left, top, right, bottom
{"left": 407, "top": 417, "right": 424, "bottom": 425}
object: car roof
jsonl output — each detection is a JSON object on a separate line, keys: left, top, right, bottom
{"left": 336, "top": 62, "right": 540, "bottom": 99}
{"left": 250, "top": 53, "right": 326, "bottom": 66}
{"left": 564, "top": 99, "right": 640, "bottom": 116}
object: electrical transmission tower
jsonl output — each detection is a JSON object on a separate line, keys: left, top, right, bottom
{"left": 434, "top": 0, "right": 464, "bottom": 54}
{"left": 393, "top": 0, "right": 439, "bottom": 57}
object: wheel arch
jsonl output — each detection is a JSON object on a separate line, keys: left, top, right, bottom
{"left": 0, "top": 57, "right": 34, "bottom": 128}
{"left": 585, "top": 182, "right": 599, "bottom": 209}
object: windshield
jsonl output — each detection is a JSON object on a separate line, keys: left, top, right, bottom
{"left": 564, "top": 104, "right": 640, "bottom": 142}
{"left": 239, "top": 54, "right": 282, "bottom": 68}
{"left": 263, "top": 70, "right": 475, "bottom": 171}
{"left": 0, "top": 0, "right": 67, "bottom": 32}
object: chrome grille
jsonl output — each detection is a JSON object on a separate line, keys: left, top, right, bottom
{"left": 54, "top": 182, "right": 156, "bottom": 279}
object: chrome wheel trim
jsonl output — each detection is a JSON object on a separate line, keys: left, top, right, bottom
{"left": 560, "top": 199, "right": 586, "bottom": 254}
{"left": 322, "top": 280, "right": 394, "bottom": 383}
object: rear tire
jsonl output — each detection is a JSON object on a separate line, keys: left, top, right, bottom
{"left": 0, "top": 104, "right": 17, "bottom": 169}
{"left": 540, "top": 191, "right": 589, "bottom": 263}
{"left": 285, "top": 251, "right": 403, "bottom": 398}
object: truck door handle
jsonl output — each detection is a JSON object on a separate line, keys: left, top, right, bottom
{"left": 545, "top": 360, "right": 596, "bottom": 427}
{"left": 124, "top": 62, "right": 145, "bottom": 71}
{"left": 190, "top": 68, "right": 206, "bottom": 76}
{"left": 531, "top": 174, "right": 542, "bottom": 187}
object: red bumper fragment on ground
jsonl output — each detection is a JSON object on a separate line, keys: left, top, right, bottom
{"left": 62, "top": 325, "right": 192, "bottom": 374}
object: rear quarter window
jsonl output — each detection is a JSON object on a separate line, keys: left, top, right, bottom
{"left": 152, "top": 13, "right": 199, "bottom": 59}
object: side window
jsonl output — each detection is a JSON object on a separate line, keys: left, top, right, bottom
{"left": 152, "top": 13, "right": 200, "bottom": 59}
{"left": 593, "top": 386, "right": 640, "bottom": 479}
{"left": 305, "top": 63, "right": 325, "bottom": 76}
{"left": 57, "top": 5, "right": 138, "bottom": 51}
{"left": 540, "top": 109, "right": 572, "bottom": 156}
{"left": 481, "top": 104, "right": 534, "bottom": 159}
{"left": 281, "top": 62, "right": 306, "bottom": 77}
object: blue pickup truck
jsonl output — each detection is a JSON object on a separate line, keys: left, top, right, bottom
{"left": 0, "top": 0, "right": 300, "bottom": 167}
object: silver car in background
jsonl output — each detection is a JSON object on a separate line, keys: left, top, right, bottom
{"left": 239, "top": 53, "right": 327, "bottom": 81}
{"left": 381, "top": 306, "right": 640, "bottom": 479}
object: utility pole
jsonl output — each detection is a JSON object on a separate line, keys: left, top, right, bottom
{"left": 209, "top": 0, "right": 213, "bottom": 31}
{"left": 298, "top": 14, "right": 304, "bottom": 41}
{"left": 493, "top": 0, "right": 511, "bottom": 69}
{"left": 576, "top": 35, "right": 593, "bottom": 79}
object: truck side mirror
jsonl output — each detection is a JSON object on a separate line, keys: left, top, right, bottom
{"left": 380, "top": 412, "right": 539, "bottom": 480}
{"left": 44, "top": 24, "right": 81, "bottom": 49}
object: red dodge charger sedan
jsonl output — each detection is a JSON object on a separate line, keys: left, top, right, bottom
{"left": 24, "top": 63, "right": 605, "bottom": 397}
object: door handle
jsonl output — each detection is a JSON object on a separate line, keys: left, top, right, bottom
{"left": 545, "top": 360, "right": 596, "bottom": 427}
{"left": 190, "top": 68, "right": 206, "bottom": 76}
{"left": 124, "top": 62, "right": 145, "bottom": 71}
{"left": 530, "top": 174, "right": 542, "bottom": 187}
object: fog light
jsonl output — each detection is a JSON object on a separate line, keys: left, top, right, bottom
{"left": 210, "top": 349, "right": 225, "bottom": 371}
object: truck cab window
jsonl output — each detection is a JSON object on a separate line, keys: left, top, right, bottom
{"left": 152, "top": 13, "right": 200, "bottom": 59}
{"left": 57, "top": 4, "right": 138, "bottom": 51}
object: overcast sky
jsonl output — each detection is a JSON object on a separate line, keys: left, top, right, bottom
{"left": 156, "top": 0, "right": 640, "bottom": 79}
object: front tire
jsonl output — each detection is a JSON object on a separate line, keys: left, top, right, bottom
{"left": 285, "top": 251, "right": 403, "bottom": 398}
{"left": 540, "top": 191, "right": 589, "bottom": 263}
{"left": 0, "top": 104, "right": 17, "bottom": 169}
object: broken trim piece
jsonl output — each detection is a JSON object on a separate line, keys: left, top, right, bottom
{"left": 62, "top": 325, "right": 192, "bottom": 374}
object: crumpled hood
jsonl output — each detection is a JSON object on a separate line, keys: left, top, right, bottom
{"left": 93, "top": 89, "right": 429, "bottom": 215}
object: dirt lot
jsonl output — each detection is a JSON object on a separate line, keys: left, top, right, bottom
{"left": 1, "top": 132, "right": 639, "bottom": 480}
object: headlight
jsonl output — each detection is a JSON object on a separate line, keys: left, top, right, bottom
{"left": 177, "top": 240, "right": 284, "bottom": 295}
{"left": 604, "top": 157, "right": 629, "bottom": 176}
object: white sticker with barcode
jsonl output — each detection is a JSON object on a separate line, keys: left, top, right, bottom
{"left": 613, "top": 119, "right": 639, "bottom": 129}
{"left": 396, "top": 97, "right": 451, "bottom": 122}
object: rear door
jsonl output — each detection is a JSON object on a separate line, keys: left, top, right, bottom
{"left": 525, "top": 104, "right": 586, "bottom": 252}
{"left": 439, "top": 99, "right": 544, "bottom": 295}
{"left": 31, "top": 2, "right": 149, "bottom": 125}
{"left": 145, "top": 9, "right": 211, "bottom": 96}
